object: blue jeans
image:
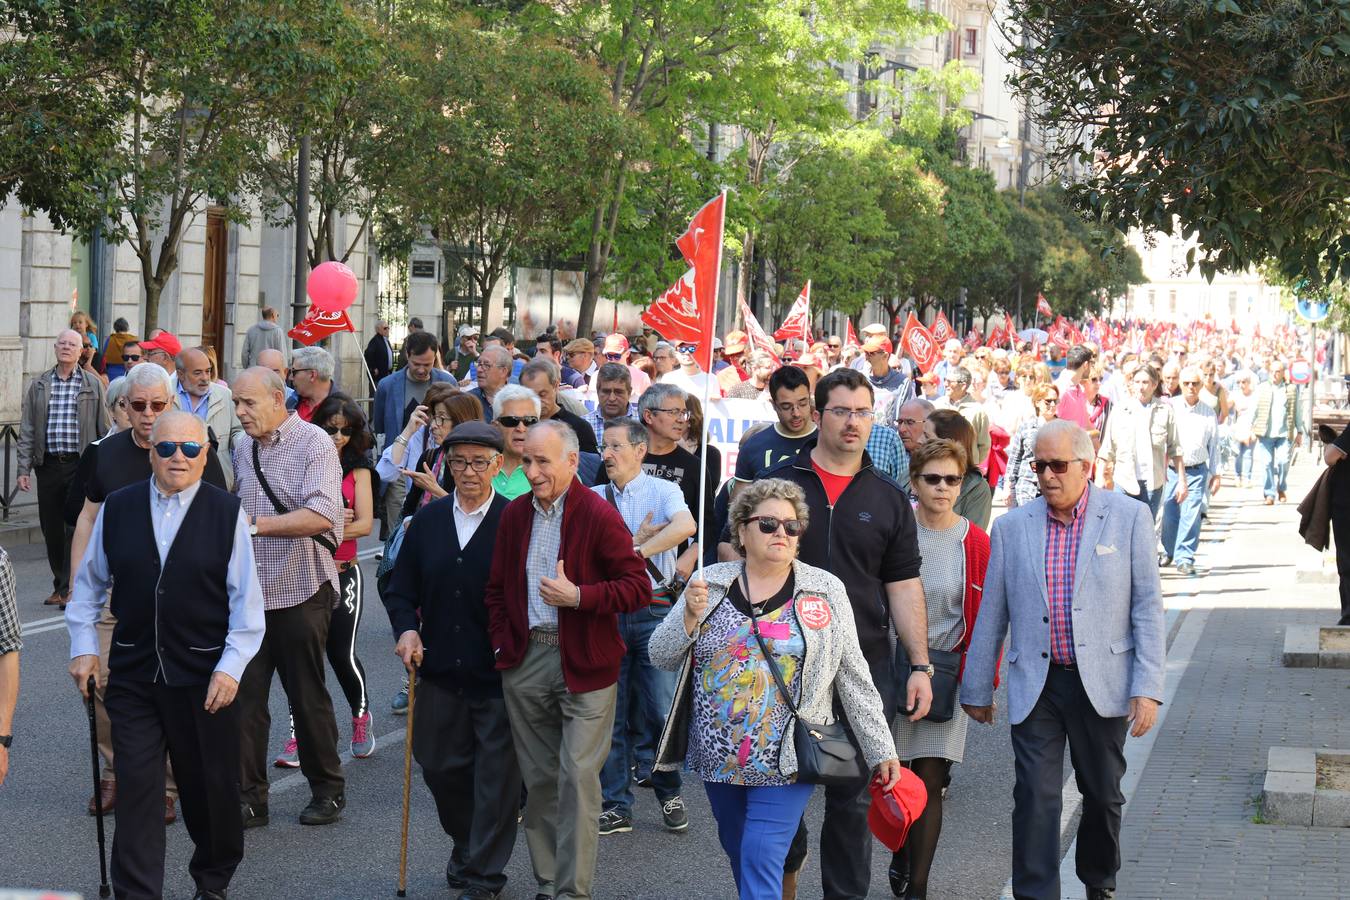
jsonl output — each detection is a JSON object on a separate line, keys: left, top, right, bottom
{"left": 1120, "top": 479, "right": 1164, "bottom": 520}
{"left": 1256, "top": 436, "right": 1290, "bottom": 498}
{"left": 704, "top": 781, "right": 815, "bottom": 900}
{"left": 1161, "top": 464, "right": 1208, "bottom": 565}
{"left": 1234, "top": 441, "right": 1254, "bottom": 482}
{"left": 601, "top": 608, "right": 680, "bottom": 814}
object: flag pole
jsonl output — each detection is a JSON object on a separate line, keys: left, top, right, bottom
{"left": 695, "top": 190, "right": 727, "bottom": 583}
{"left": 346, "top": 328, "right": 379, "bottom": 396}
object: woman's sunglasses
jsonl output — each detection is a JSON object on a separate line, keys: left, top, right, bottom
{"left": 498, "top": 415, "right": 539, "bottom": 429}
{"left": 1031, "top": 459, "right": 1074, "bottom": 474}
{"left": 747, "top": 515, "right": 805, "bottom": 537}
{"left": 128, "top": 399, "right": 169, "bottom": 413}
{"left": 153, "top": 441, "right": 203, "bottom": 459}
{"left": 917, "top": 473, "right": 963, "bottom": 487}
{"left": 321, "top": 424, "right": 358, "bottom": 437}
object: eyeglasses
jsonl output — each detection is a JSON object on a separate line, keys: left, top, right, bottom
{"left": 291, "top": 368, "right": 313, "bottom": 376}
{"left": 122, "top": 353, "right": 141, "bottom": 362}
{"left": 604, "top": 353, "right": 624, "bottom": 361}
{"left": 153, "top": 441, "right": 203, "bottom": 459}
{"left": 774, "top": 400, "right": 811, "bottom": 414}
{"left": 321, "top": 423, "right": 358, "bottom": 437}
{"left": 601, "top": 441, "right": 636, "bottom": 454}
{"left": 497, "top": 415, "right": 539, "bottom": 429}
{"left": 747, "top": 515, "right": 806, "bottom": 537}
{"left": 828, "top": 343, "right": 842, "bottom": 349}
{"left": 823, "top": 407, "right": 875, "bottom": 422}
{"left": 676, "top": 345, "right": 698, "bottom": 354}
{"left": 897, "top": 417, "right": 924, "bottom": 428}
{"left": 1180, "top": 380, "right": 1201, "bottom": 386}
{"left": 448, "top": 456, "right": 498, "bottom": 472}
{"left": 1031, "top": 459, "right": 1076, "bottom": 474}
{"left": 917, "top": 473, "right": 964, "bottom": 487}
{"left": 128, "top": 399, "right": 169, "bottom": 413}
{"left": 653, "top": 408, "right": 690, "bottom": 420}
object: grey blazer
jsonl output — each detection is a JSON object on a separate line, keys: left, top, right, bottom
{"left": 960, "top": 486, "right": 1165, "bottom": 724}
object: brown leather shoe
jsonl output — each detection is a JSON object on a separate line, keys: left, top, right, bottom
{"left": 44, "top": 591, "right": 65, "bottom": 606}
{"left": 1278, "top": 491, "right": 1288, "bottom": 503}
{"left": 88, "top": 778, "right": 116, "bottom": 815}
{"left": 165, "top": 795, "right": 178, "bottom": 824}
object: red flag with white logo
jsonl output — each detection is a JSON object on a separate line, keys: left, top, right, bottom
{"left": 963, "top": 328, "right": 982, "bottom": 351}
{"left": 985, "top": 326, "right": 1006, "bottom": 349}
{"left": 641, "top": 192, "right": 726, "bottom": 371}
{"left": 774, "top": 282, "right": 813, "bottom": 344}
{"left": 1036, "top": 293, "right": 1053, "bottom": 318}
{"left": 844, "top": 318, "right": 860, "bottom": 351}
{"left": 930, "top": 311, "right": 953, "bottom": 346}
{"left": 288, "top": 308, "right": 355, "bottom": 346}
{"left": 900, "top": 313, "right": 939, "bottom": 373}
{"left": 739, "top": 298, "right": 781, "bottom": 364}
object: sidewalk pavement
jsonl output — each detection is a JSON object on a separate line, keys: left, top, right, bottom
{"left": 1111, "top": 456, "right": 1350, "bottom": 899}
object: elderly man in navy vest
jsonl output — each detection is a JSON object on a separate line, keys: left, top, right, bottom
{"left": 66, "top": 410, "right": 265, "bottom": 900}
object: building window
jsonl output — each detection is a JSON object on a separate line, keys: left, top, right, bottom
{"left": 1169, "top": 290, "right": 1177, "bottom": 313}
{"left": 1228, "top": 290, "right": 1238, "bottom": 316}
{"left": 964, "top": 28, "right": 978, "bottom": 56}
{"left": 1148, "top": 289, "right": 1156, "bottom": 310}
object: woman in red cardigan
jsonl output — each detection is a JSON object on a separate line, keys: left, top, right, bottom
{"left": 889, "top": 438, "right": 994, "bottom": 900}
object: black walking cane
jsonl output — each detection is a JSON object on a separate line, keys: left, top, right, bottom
{"left": 86, "top": 675, "right": 112, "bottom": 898}
{"left": 396, "top": 663, "right": 418, "bottom": 897}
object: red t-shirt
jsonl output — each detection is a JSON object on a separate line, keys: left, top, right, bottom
{"left": 296, "top": 398, "right": 317, "bottom": 422}
{"left": 811, "top": 459, "right": 854, "bottom": 506}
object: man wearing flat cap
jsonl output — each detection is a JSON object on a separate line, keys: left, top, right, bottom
{"left": 382, "top": 421, "right": 521, "bottom": 899}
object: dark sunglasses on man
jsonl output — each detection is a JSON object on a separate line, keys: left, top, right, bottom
{"left": 129, "top": 399, "right": 170, "bottom": 413}
{"left": 676, "top": 344, "right": 698, "bottom": 354}
{"left": 122, "top": 353, "right": 142, "bottom": 362}
{"left": 498, "top": 415, "right": 539, "bottom": 429}
{"left": 604, "top": 353, "right": 624, "bottom": 362}
{"left": 153, "top": 441, "right": 204, "bottom": 459}
{"left": 1031, "top": 459, "right": 1074, "bottom": 475}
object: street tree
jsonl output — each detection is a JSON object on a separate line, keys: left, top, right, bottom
{"left": 1005, "top": 0, "right": 1350, "bottom": 288}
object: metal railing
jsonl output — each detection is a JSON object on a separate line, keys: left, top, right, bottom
{"left": 0, "top": 424, "right": 20, "bottom": 521}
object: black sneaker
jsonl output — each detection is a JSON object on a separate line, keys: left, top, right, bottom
{"left": 456, "top": 888, "right": 501, "bottom": 900}
{"left": 597, "top": 808, "right": 632, "bottom": 835}
{"left": 240, "top": 801, "right": 268, "bottom": 829}
{"left": 660, "top": 796, "right": 689, "bottom": 831}
{"left": 299, "top": 794, "right": 345, "bottom": 825}
{"left": 631, "top": 764, "right": 653, "bottom": 788}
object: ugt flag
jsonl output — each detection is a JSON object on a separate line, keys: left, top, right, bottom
{"left": 774, "top": 281, "right": 813, "bottom": 344}
{"left": 1036, "top": 293, "right": 1053, "bottom": 318}
{"left": 900, "top": 313, "right": 939, "bottom": 373}
{"left": 641, "top": 192, "right": 726, "bottom": 372}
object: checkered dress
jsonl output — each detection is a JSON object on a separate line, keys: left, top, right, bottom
{"left": 0, "top": 547, "right": 19, "bottom": 654}
{"left": 233, "top": 414, "right": 343, "bottom": 611}
{"left": 44, "top": 369, "right": 82, "bottom": 454}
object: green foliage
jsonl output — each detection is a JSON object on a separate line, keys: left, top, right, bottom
{"left": 1007, "top": 0, "right": 1350, "bottom": 289}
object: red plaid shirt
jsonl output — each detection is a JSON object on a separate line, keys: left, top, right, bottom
{"left": 1046, "top": 484, "right": 1091, "bottom": 664}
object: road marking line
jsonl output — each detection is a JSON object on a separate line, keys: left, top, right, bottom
{"left": 21, "top": 620, "right": 69, "bottom": 636}
{"left": 19, "top": 613, "right": 65, "bottom": 630}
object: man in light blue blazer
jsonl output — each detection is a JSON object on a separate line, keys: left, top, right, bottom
{"left": 962, "top": 419, "right": 1165, "bottom": 900}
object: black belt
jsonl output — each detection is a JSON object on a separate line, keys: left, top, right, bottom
{"left": 1049, "top": 661, "right": 1077, "bottom": 671}
{"left": 43, "top": 451, "right": 80, "bottom": 462}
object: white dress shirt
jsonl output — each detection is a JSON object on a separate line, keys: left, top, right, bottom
{"left": 1171, "top": 396, "right": 1220, "bottom": 472}
{"left": 452, "top": 488, "right": 495, "bottom": 547}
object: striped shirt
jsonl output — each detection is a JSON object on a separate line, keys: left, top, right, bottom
{"left": 1046, "top": 484, "right": 1091, "bottom": 664}
{"left": 45, "top": 368, "right": 83, "bottom": 454}
{"left": 233, "top": 413, "right": 343, "bottom": 611}
{"left": 588, "top": 402, "right": 639, "bottom": 447}
{"left": 525, "top": 490, "right": 567, "bottom": 630}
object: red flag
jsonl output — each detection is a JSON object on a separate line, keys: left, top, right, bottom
{"left": 739, "top": 298, "right": 781, "bottom": 364}
{"left": 900, "top": 313, "right": 939, "bottom": 374}
{"left": 288, "top": 308, "right": 355, "bottom": 346}
{"left": 774, "top": 282, "right": 813, "bottom": 344}
{"left": 1036, "top": 293, "right": 1053, "bottom": 318}
{"left": 1029, "top": 340, "right": 1042, "bottom": 360}
{"left": 844, "top": 318, "right": 860, "bottom": 351}
{"left": 1004, "top": 312, "right": 1016, "bottom": 341}
{"left": 930, "top": 311, "right": 953, "bottom": 346}
{"left": 963, "top": 328, "right": 982, "bottom": 351}
{"left": 985, "top": 326, "right": 1006, "bottom": 349}
{"left": 642, "top": 192, "right": 726, "bottom": 371}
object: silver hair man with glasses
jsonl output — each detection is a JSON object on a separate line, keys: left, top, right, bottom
{"left": 68, "top": 362, "right": 230, "bottom": 823}
{"left": 634, "top": 383, "right": 714, "bottom": 582}
{"left": 962, "top": 419, "right": 1164, "bottom": 900}
{"left": 383, "top": 420, "right": 523, "bottom": 899}
{"left": 592, "top": 417, "right": 696, "bottom": 837}
{"left": 934, "top": 366, "right": 991, "bottom": 467}
{"left": 288, "top": 346, "right": 336, "bottom": 422}
{"left": 472, "top": 345, "right": 514, "bottom": 421}
{"left": 66, "top": 410, "right": 264, "bottom": 900}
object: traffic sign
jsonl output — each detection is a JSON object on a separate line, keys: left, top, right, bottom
{"left": 1296, "top": 298, "right": 1330, "bottom": 323}
{"left": 1289, "top": 358, "right": 1313, "bottom": 384}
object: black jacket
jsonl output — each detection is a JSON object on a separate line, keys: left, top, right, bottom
{"left": 382, "top": 491, "right": 508, "bottom": 697}
{"left": 761, "top": 441, "right": 922, "bottom": 672}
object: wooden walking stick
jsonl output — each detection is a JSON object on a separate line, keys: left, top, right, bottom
{"left": 396, "top": 663, "right": 418, "bottom": 897}
{"left": 86, "top": 675, "right": 112, "bottom": 898}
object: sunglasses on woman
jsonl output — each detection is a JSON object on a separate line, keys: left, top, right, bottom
{"left": 1031, "top": 459, "right": 1074, "bottom": 474}
{"left": 498, "top": 415, "right": 539, "bottom": 429}
{"left": 153, "top": 441, "right": 203, "bottom": 459}
{"left": 320, "top": 424, "right": 358, "bottom": 437}
{"left": 747, "top": 515, "right": 805, "bottom": 537}
{"left": 917, "top": 473, "right": 963, "bottom": 487}
{"left": 128, "top": 399, "right": 169, "bottom": 413}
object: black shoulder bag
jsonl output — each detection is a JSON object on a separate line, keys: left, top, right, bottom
{"left": 604, "top": 484, "right": 685, "bottom": 608}
{"left": 744, "top": 572, "right": 866, "bottom": 786}
{"left": 251, "top": 441, "right": 337, "bottom": 556}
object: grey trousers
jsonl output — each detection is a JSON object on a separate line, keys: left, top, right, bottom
{"left": 413, "top": 678, "right": 521, "bottom": 894}
{"left": 502, "top": 640, "right": 617, "bottom": 900}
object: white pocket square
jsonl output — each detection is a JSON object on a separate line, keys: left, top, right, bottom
{"left": 1095, "top": 544, "right": 1118, "bottom": 556}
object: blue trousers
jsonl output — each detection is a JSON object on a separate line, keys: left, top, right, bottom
{"left": 601, "top": 609, "right": 680, "bottom": 814}
{"left": 1234, "top": 441, "right": 1255, "bottom": 482}
{"left": 1256, "top": 436, "right": 1290, "bottom": 498}
{"left": 1161, "top": 465, "right": 1208, "bottom": 565}
{"left": 704, "top": 780, "right": 815, "bottom": 900}
{"left": 1120, "top": 479, "right": 1164, "bottom": 520}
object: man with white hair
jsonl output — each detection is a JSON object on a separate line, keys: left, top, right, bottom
{"left": 932, "top": 338, "right": 966, "bottom": 395}
{"left": 1159, "top": 365, "right": 1220, "bottom": 575}
{"left": 472, "top": 345, "right": 514, "bottom": 421}
{"left": 18, "top": 328, "right": 110, "bottom": 606}
{"left": 289, "top": 346, "right": 336, "bottom": 422}
{"left": 963, "top": 419, "right": 1164, "bottom": 900}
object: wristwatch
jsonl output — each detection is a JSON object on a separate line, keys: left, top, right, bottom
{"left": 0, "top": 734, "right": 12, "bottom": 748}
{"left": 248, "top": 514, "right": 259, "bottom": 537}
{"left": 910, "top": 664, "right": 935, "bottom": 678}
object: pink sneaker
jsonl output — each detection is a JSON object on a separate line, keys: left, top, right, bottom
{"left": 351, "top": 712, "right": 375, "bottom": 758}
{"left": 273, "top": 735, "right": 299, "bottom": 769}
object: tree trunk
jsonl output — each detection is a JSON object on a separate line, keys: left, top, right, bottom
{"left": 144, "top": 280, "right": 163, "bottom": 334}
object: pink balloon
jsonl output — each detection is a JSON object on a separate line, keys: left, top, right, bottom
{"left": 307, "top": 261, "right": 358, "bottom": 312}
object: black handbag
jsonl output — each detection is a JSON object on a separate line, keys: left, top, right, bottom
{"left": 894, "top": 643, "right": 962, "bottom": 723}
{"left": 744, "top": 574, "right": 867, "bottom": 786}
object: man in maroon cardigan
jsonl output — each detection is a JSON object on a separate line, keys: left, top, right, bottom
{"left": 485, "top": 419, "right": 651, "bottom": 900}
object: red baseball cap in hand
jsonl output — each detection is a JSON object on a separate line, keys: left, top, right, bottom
{"left": 867, "top": 768, "right": 929, "bottom": 851}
